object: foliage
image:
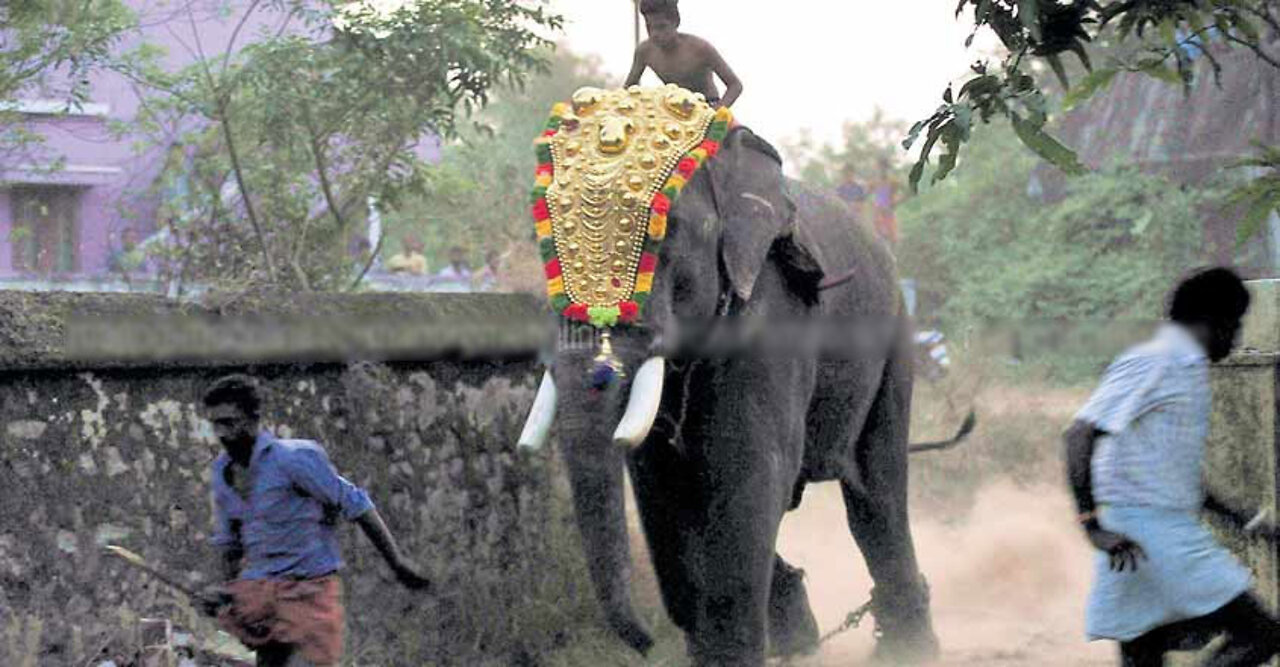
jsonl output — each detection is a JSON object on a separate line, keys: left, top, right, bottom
{"left": 0, "top": 0, "right": 135, "bottom": 163}
{"left": 113, "top": 0, "right": 562, "bottom": 295}
{"left": 1227, "top": 143, "right": 1280, "bottom": 244}
{"left": 896, "top": 123, "right": 1212, "bottom": 327}
{"left": 379, "top": 46, "right": 607, "bottom": 287}
{"left": 782, "top": 108, "right": 909, "bottom": 188}
{"left": 908, "top": 0, "right": 1280, "bottom": 200}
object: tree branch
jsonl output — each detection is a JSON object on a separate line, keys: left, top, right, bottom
{"left": 349, "top": 229, "right": 385, "bottom": 291}
{"left": 187, "top": 4, "right": 277, "bottom": 283}
{"left": 221, "top": 0, "right": 265, "bottom": 75}
{"left": 1224, "top": 32, "right": 1280, "bottom": 70}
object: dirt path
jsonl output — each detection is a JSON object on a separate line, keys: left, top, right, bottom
{"left": 774, "top": 480, "right": 1114, "bottom": 666}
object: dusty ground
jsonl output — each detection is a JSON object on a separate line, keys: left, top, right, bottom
{"left": 776, "top": 480, "right": 1113, "bottom": 666}
{"left": 605, "top": 377, "right": 1120, "bottom": 666}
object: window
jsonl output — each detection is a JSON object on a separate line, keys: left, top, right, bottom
{"left": 9, "top": 186, "right": 80, "bottom": 274}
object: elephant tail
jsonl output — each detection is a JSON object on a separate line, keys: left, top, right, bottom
{"left": 907, "top": 410, "right": 976, "bottom": 454}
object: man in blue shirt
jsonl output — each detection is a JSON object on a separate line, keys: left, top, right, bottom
{"left": 196, "top": 375, "right": 429, "bottom": 667}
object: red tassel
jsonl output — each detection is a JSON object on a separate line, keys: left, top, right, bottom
{"left": 651, "top": 193, "right": 671, "bottom": 215}
{"left": 532, "top": 199, "right": 550, "bottom": 222}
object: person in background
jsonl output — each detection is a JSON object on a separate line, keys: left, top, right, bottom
{"left": 624, "top": 0, "right": 743, "bottom": 109}
{"left": 195, "top": 375, "right": 430, "bottom": 667}
{"left": 430, "top": 246, "right": 472, "bottom": 290}
{"left": 869, "top": 157, "right": 901, "bottom": 247}
{"left": 1064, "top": 267, "right": 1280, "bottom": 667}
{"left": 474, "top": 249, "right": 502, "bottom": 292}
{"left": 835, "top": 164, "right": 868, "bottom": 221}
{"left": 385, "top": 234, "right": 427, "bottom": 276}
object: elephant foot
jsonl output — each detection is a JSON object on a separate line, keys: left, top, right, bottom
{"left": 767, "top": 559, "right": 820, "bottom": 658}
{"left": 867, "top": 578, "right": 940, "bottom": 665}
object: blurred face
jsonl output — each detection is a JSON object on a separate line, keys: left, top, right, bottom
{"left": 1206, "top": 316, "right": 1243, "bottom": 362}
{"left": 451, "top": 249, "right": 465, "bottom": 265}
{"left": 644, "top": 13, "right": 678, "bottom": 48}
{"left": 206, "top": 403, "right": 258, "bottom": 455}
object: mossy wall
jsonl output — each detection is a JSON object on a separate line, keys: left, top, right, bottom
{"left": 0, "top": 291, "right": 590, "bottom": 666}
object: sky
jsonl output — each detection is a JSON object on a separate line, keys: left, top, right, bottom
{"left": 548, "top": 0, "right": 999, "bottom": 156}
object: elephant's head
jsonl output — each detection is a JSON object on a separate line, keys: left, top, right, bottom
{"left": 519, "top": 87, "right": 806, "bottom": 655}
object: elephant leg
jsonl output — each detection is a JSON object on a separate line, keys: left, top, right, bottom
{"left": 767, "top": 554, "right": 820, "bottom": 658}
{"left": 628, "top": 436, "right": 700, "bottom": 634}
{"left": 684, "top": 363, "right": 808, "bottom": 667}
{"left": 841, "top": 331, "right": 939, "bottom": 664}
{"left": 686, "top": 464, "right": 783, "bottom": 667}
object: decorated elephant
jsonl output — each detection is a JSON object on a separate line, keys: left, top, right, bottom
{"left": 519, "top": 85, "right": 971, "bottom": 666}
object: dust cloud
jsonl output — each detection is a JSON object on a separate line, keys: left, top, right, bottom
{"left": 777, "top": 480, "right": 1115, "bottom": 666}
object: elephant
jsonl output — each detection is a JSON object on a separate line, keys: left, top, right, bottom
{"left": 520, "top": 121, "right": 970, "bottom": 666}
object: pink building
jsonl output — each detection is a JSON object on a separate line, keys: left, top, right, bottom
{"left": 0, "top": 1, "right": 438, "bottom": 285}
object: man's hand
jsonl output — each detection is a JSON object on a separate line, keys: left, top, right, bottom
{"left": 1243, "top": 508, "right": 1277, "bottom": 540}
{"left": 194, "top": 584, "right": 232, "bottom": 618}
{"left": 1087, "top": 525, "right": 1147, "bottom": 572}
{"left": 391, "top": 559, "right": 432, "bottom": 592}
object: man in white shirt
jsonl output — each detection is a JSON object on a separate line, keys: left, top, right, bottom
{"left": 1064, "top": 267, "right": 1279, "bottom": 666}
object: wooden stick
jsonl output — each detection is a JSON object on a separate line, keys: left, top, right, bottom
{"left": 103, "top": 545, "right": 201, "bottom": 600}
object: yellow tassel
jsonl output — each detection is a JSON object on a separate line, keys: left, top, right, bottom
{"left": 546, "top": 276, "right": 565, "bottom": 296}
{"left": 635, "top": 272, "right": 654, "bottom": 293}
{"left": 648, "top": 214, "right": 668, "bottom": 239}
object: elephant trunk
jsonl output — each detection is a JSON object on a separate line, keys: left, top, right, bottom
{"left": 559, "top": 408, "right": 655, "bottom": 656}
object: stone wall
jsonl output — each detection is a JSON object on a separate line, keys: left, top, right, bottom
{"left": 1175, "top": 279, "right": 1280, "bottom": 664}
{"left": 0, "top": 291, "right": 590, "bottom": 666}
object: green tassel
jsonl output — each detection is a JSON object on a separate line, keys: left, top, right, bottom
{"left": 588, "top": 306, "right": 620, "bottom": 328}
{"left": 539, "top": 238, "right": 557, "bottom": 263}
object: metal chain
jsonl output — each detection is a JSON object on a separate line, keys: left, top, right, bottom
{"left": 818, "top": 598, "right": 875, "bottom": 646}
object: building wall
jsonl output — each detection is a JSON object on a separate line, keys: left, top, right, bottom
{"left": 0, "top": 1, "right": 441, "bottom": 280}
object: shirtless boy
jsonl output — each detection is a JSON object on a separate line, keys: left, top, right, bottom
{"left": 625, "top": 0, "right": 743, "bottom": 108}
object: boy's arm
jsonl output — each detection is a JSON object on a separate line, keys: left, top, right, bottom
{"left": 624, "top": 45, "right": 648, "bottom": 88}
{"left": 705, "top": 43, "right": 742, "bottom": 108}
{"left": 355, "top": 509, "right": 431, "bottom": 590}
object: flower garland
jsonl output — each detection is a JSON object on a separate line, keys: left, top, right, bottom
{"left": 532, "top": 101, "right": 734, "bottom": 328}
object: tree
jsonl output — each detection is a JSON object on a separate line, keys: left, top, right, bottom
{"left": 378, "top": 46, "right": 609, "bottom": 293}
{"left": 0, "top": 0, "right": 135, "bottom": 166}
{"left": 897, "top": 122, "right": 1213, "bottom": 328}
{"left": 115, "top": 0, "right": 562, "bottom": 294}
{"left": 782, "top": 108, "right": 908, "bottom": 188}
{"left": 907, "top": 1, "right": 1279, "bottom": 239}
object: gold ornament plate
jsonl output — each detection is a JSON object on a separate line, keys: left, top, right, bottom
{"left": 548, "top": 85, "right": 716, "bottom": 306}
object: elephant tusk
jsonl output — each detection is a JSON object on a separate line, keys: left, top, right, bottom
{"left": 518, "top": 370, "right": 557, "bottom": 450}
{"left": 612, "top": 357, "right": 666, "bottom": 448}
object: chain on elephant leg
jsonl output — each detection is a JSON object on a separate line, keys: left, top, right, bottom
{"left": 868, "top": 575, "right": 941, "bottom": 664}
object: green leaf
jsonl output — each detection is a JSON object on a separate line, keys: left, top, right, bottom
{"left": 908, "top": 124, "right": 944, "bottom": 193}
{"left": 1010, "top": 114, "right": 1088, "bottom": 176}
{"left": 1236, "top": 194, "right": 1280, "bottom": 245}
{"left": 1137, "top": 59, "right": 1183, "bottom": 86}
{"left": 1063, "top": 68, "right": 1118, "bottom": 110}
{"left": 1018, "top": 0, "right": 1041, "bottom": 41}
{"left": 1046, "top": 54, "right": 1071, "bottom": 91}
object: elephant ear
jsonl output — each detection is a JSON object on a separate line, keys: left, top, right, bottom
{"left": 712, "top": 128, "right": 819, "bottom": 301}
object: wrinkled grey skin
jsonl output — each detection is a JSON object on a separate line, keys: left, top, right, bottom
{"left": 551, "top": 128, "right": 938, "bottom": 666}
